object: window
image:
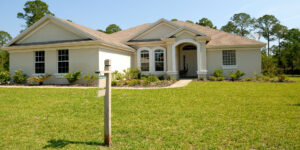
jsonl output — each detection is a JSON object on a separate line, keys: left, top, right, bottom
{"left": 140, "top": 50, "right": 149, "bottom": 71}
{"left": 58, "top": 49, "right": 69, "bottom": 73}
{"left": 35, "top": 51, "right": 45, "bottom": 74}
{"left": 155, "top": 49, "right": 164, "bottom": 71}
{"left": 222, "top": 50, "right": 236, "bottom": 66}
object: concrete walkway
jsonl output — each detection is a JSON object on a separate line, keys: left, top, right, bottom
{"left": 0, "top": 79, "right": 193, "bottom": 89}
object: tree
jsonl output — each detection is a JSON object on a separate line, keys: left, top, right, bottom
{"left": 230, "top": 13, "right": 255, "bottom": 36}
{"left": 280, "top": 28, "right": 300, "bottom": 73}
{"left": 255, "top": 15, "right": 279, "bottom": 56}
{"left": 171, "top": 19, "right": 178, "bottom": 21}
{"left": 271, "top": 23, "right": 288, "bottom": 67}
{"left": 196, "top": 18, "right": 217, "bottom": 29}
{"left": 185, "top": 20, "right": 194, "bottom": 24}
{"left": 97, "top": 29, "right": 105, "bottom": 33}
{"left": 17, "top": 0, "right": 54, "bottom": 28}
{"left": 105, "top": 24, "right": 121, "bottom": 34}
{"left": 221, "top": 21, "right": 238, "bottom": 34}
{"left": 0, "top": 31, "right": 12, "bottom": 71}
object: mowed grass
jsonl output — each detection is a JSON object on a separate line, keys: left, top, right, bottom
{"left": 0, "top": 81, "right": 299, "bottom": 149}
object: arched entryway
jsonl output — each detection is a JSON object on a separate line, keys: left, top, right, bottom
{"left": 172, "top": 39, "right": 201, "bottom": 78}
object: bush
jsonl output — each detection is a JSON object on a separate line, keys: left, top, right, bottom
{"left": 217, "top": 77, "right": 224, "bottom": 81}
{"left": 158, "top": 75, "right": 165, "bottom": 80}
{"left": 263, "top": 76, "right": 271, "bottom": 81}
{"left": 229, "top": 70, "right": 246, "bottom": 81}
{"left": 63, "top": 70, "right": 82, "bottom": 84}
{"left": 111, "top": 80, "right": 121, "bottom": 86}
{"left": 209, "top": 76, "right": 217, "bottom": 81}
{"left": 0, "top": 71, "right": 10, "bottom": 84}
{"left": 277, "top": 75, "right": 287, "bottom": 82}
{"left": 244, "top": 77, "right": 253, "bottom": 81}
{"left": 254, "top": 72, "right": 262, "bottom": 81}
{"left": 123, "top": 68, "right": 141, "bottom": 80}
{"left": 83, "top": 73, "right": 98, "bottom": 85}
{"left": 26, "top": 74, "right": 52, "bottom": 85}
{"left": 112, "top": 70, "right": 124, "bottom": 80}
{"left": 147, "top": 75, "right": 159, "bottom": 82}
{"left": 213, "top": 69, "right": 224, "bottom": 78}
{"left": 142, "top": 80, "right": 151, "bottom": 86}
{"left": 171, "top": 77, "right": 177, "bottom": 82}
{"left": 13, "top": 70, "right": 27, "bottom": 84}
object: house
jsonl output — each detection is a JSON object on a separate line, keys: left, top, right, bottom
{"left": 2, "top": 15, "right": 265, "bottom": 84}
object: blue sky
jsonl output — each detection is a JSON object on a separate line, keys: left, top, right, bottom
{"left": 0, "top": 0, "right": 299, "bottom": 38}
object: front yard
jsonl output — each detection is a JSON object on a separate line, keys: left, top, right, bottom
{"left": 0, "top": 80, "right": 299, "bottom": 149}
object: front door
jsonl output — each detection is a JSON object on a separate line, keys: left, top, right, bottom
{"left": 180, "top": 49, "right": 197, "bottom": 77}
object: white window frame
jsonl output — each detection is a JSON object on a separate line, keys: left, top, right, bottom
{"left": 222, "top": 50, "right": 237, "bottom": 69}
{"left": 34, "top": 51, "right": 45, "bottom": 75}
{"left": 57, "top": 49, "right": 69, "bottom": 74}
{"left": 153, "top": 47, "right": 166, "bottom": 72}
{"left": 137, "top": 47, "right": 151, "bottom": 73}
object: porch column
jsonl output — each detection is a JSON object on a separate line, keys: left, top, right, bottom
{"left": 162, "top": 38, "right": 177, "bottom": 78}
{"left": 196, "top": 40, "right": 208, "bottom": 80}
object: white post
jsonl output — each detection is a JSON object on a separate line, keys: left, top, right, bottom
{"left": 104, "top": 59, "right": 111, "bottom": 147}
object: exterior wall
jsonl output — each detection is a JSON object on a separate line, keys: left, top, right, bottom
{"left": 9, "top": 47, "right": 99, "bottom": 84}
{"left": 207, "top": 48, "right": 261, "bottom": 78}
{"left": 17, "top": 21, "right": 85, "bottom": 44}
{"left": 99, "top": 47, "right": 132, "bottom": 72}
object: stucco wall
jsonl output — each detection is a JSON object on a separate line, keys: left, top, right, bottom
{"left": 17, "top": 21, "right": 85, "bottom": 44}
{"left": 9, "top": 47, "right": 99, "bottom": 84}
{"left": 98, "top": 47, "right": 133, "bottom": 73}
{"left": 207, "top": 48, "right": 261, "bottom": 78}
{"left": 135, "top": 23, "right": 176, "bottom": 40}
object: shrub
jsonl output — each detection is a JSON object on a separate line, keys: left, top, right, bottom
{"left": 147, "top": 75, "right": 159, "bottom": 82}
{"left": 229, "top": 70, "right": 246, "bottom": 81}
{"left": 0, "top": 71, "right": 10, "bottom": 84}
{"left": 83, "top": 73, "right": 98, "bottom": 85}
{"left": 111, "top": 80, "right": 121, "bottom": 86}
{"left": 141, "top": 76, "right": 147, "bottom": 81}
{"left": 254, "top": 72, "right": 262, "bottom": 81}
{"left": 13, "top": 70, "right": 27, "bottom": 84}
{"left": 213, "top": 69, "right": 224, "bottom": 78}
{"left": 142, "top": 80, "right": 151, "bottom": 86}
{"left": 277, "top": 75, "right": 287, "bottom": 82}
{"left": 112, "top": 70, "right": 124, "bottom": 80}
{"left": 263, "top": 76, "right": 271, "bottom": 82}
{"left": 26, "top": 74, "right": 52, "bottom": 85}
{"left": 217, "top": 77, "right": 224, "bottom": 81}
{"left": 244, "top": 77, "right": 253, "bottom": 81}
{"left": 171, "top": 77, "right": 177, "bottom": 82}
{"left": 123, "top": 68, "right": 141, "bottom": 80}
{"left": 158, "top": 75, "right": 165, "bottom": 80}
{"left": 209, "top": 76, "right": 217, "bottom": 81}
{"left": 63, "top": 70, "right": 82, "bottom": 84}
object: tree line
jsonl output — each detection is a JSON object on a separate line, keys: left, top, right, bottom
{"left": 0, "top": 0, "right": 299, "bottom": 75}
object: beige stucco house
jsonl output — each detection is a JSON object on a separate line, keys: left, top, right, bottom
{"left": 2, "top": 15, "right": 265, "bottom": 84}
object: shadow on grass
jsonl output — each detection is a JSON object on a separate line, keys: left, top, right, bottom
{"left": 289, "top": 103, "right": 300, "bottom": 106}
{"left": 43, "top": 139, "right": 104, "bottom": 149}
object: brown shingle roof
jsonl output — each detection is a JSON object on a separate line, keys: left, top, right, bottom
{"left": 54, "top": 16, "right": 264, "bottom": 49}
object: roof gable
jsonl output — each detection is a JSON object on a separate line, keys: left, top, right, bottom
{"left": 15, "top": 20, "right": 88, "bottom": 45}
{"left": 125, "top": 18, "right": 181, "bottom": 42}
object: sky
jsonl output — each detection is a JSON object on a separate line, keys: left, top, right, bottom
{"left": 0, "top": 0, "right": 299, "bottom": 38}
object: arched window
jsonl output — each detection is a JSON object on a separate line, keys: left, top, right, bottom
{"left": 154, "top": 49, "right": 164, "bottom": 71}
{"left": 140, "top": 50, "right": 149, "bottom": 71}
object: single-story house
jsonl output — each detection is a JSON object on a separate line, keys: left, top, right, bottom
{"left": 2, "top": 15, "right": 265, "bottom": 84}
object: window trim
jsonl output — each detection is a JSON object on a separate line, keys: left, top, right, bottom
{"left": 137, "top": 47, "right": 151, "bottom": 73}
{"left": 57, "top": 49, "right": 69, "bottom": 74}
{"left": 34, "top": 51, "right": 45, "bottom": 74}
{"left": 222, "top": 50, "right": 237, "bottom": 69}
{"left": 153, "top": 48, "right": 166, "bottom": 72}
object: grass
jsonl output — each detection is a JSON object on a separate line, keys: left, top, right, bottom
{"left": 0, "top": 80, "right": 300, "bottom": 149}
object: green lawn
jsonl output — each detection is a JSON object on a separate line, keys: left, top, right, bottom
{"left": 0, "top": 81, "right": 299, "bottom": 149}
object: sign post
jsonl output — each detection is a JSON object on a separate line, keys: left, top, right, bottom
{"left": 103, "top": 59, "right": 111, "bottom": 147}
{"left": 95, "top": 59, "right": 112, "bottom": 147}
